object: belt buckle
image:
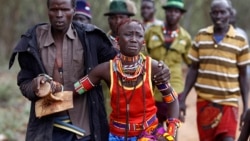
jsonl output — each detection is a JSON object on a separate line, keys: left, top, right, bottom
{"left": 135, "top": 124, "right": 144, "bottom": 131}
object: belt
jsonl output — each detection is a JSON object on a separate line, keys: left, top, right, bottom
{"left": 53, "top": 116, "right": 86, "bottom": 137}
{"left": 112, "top": 115, "right": 157, "bottom": 131}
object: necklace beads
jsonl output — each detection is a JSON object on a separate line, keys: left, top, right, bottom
{"left": 115, "top": 54, "right": 144, "bottom": 81}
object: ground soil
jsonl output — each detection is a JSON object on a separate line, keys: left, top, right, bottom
{"left": 178, "top": 88, "right": 199, "bottom": 140}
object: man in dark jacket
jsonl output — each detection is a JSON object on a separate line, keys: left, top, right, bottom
{"left": 9, "top": 0, "right": 170, "bottom": 141}
{"left": 9, "top": 0, "right": 116, "bottom": 140}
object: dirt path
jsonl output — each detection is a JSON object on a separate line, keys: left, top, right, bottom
{"left": 178, "top": 89, "right": 199, "bottom": 140}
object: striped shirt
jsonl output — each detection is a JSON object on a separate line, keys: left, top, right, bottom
{"left": 189, "top": 25, "right": 250, "bottom": 107}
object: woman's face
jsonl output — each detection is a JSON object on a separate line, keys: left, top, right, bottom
{"left": 118, "top": 21, "right": 145, "bottom": 57}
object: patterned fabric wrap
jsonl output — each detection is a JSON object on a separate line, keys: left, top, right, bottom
{"left": 198, "top": 102, "right": 222, "bottom": 129}
{"left": 137, "top": 124, "right": 165, "bottom": 141}
{"left": 109, "top": 124, "right": 166, "bottom": 141}
{"left": 197, "top": 101, "right": 238, "bottom": 140}
{"left": 109, "top": 121, "right": 180, "bottom": 141}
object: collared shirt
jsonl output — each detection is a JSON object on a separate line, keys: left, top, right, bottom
{"left": 36, "top": 24, "right": 90, "bottom": 136}
{"left": 143, "top": 18, "right": 164, "bottom": 31}
{"left": 189, "top": 25, "right": 250, "bottom": 107}
{"left": 235, "top": 27, "right": 249, "bottom": 42}
{"left": 145, "top": 25, "right": 192, "bottom": 96}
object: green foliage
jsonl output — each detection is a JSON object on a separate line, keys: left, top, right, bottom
{"left": 0, "top": 62, "right": 29, "bottom": 140}
{"left": 90, "top": 1, "right": 110, "bottom": 32}
{"left": 0, "top": 0, "right": 48, "bottom": 59}
{"left": 0, "top": 103, "right": 29, "bottom": 141}
{"left": 1, "top": 0, "right": 250, "bottom": 59}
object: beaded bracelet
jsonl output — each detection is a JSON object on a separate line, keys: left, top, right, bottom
{"left": 167, "top": 118, "right": 181, "bottom": 128}
{"left": 162, "top": 91, "right": 178, "bottom": 103}
{"left": 74, "top": 75, "right": 95, "bottom": 95}
{"left": 156, "top": 83, "right": 171, "bottom": 92}
{"left": 162, "top": 93, "right": 175, "bottom": 103}
{"left": 38, "top": 74, "right": 64, "bottom": 93}
{"left": 163, "top": 118, "right": 181, "bottom": 140}
{"left": 163, "top": 133, "right": 174, "bottom": 141}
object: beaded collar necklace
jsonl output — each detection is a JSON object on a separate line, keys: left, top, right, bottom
{"left": 115, "top": 53, "right": 144, "bottom": 81}
{"left": 162, "top": 26, "right": 179, "bottom": 38}
{"left": 120, "top": 54, "right": 139, "bottom": 62}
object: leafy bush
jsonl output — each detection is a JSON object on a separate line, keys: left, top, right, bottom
{"left": 0, "top": 62, "right": 29, "bottom": 140}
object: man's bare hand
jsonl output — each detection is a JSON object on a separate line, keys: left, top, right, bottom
{"left": 153, "top": 60, "right": 170, "bottom": 84}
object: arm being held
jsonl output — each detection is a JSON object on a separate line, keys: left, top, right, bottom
{"left": 152, "top": 59, "right": 180, "bottom": 140}
{"left": 156, "top": 83, "right": 181, "bottom": 141}
{"left": 74, "top": 75, "right": 96, "bottom": 95}
{"left": 74, "top": 62, "right": 110, "bottom": 95}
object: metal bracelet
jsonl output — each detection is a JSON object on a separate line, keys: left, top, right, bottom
{"left": 38, "top": 73, "right": 53, "bottom": 81}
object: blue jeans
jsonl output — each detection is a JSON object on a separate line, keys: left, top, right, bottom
{"left": 108, "top": 133, "right": 137, "bottom": 141}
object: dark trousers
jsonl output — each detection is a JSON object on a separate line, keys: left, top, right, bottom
{"left": 53, "top": 127, "right": 91, "bottom": 141}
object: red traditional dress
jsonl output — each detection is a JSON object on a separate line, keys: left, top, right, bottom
{"left": 109, "top": 55, "right": 158, "bottom": 137}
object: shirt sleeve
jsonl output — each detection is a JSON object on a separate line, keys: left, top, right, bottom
{"left": 182, "top": 33, "right": 193, "bottom": 65}
{"left": 188, "top": 35, "right": 200, "bottom": 62}
{"left": 237, "top": 39, "right": 250, "bottom": 66}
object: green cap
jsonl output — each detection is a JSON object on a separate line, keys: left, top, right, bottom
{"left": 162, "top": 0, "right": 186, "bottom": 13}
{"left": 104, "top": 0, "right": 136, "bottom": 16}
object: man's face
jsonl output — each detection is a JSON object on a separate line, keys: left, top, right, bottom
{"left": 210, "top": 2, "right": 230, "bottom": 30}
{"left": 48, "top": 0, "right": 74, "bottom": 32}
{"left": 141, "top": 1, "right": 155, "bottom": 22}
{"left": 108, "top": 14, "right": 130, "bottom": 36}
{"left": 73, "top": 14, "right": 91, "bottom": 24}
{"left": 118, "top": 21, "right": 144, "bottom": 57}
{"left": 165, "top": 8, "right": 182, "bottom": 26}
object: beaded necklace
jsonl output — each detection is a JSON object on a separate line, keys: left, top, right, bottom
{"left": 162, "top": 26, "right": 179, "bottom": 39}
{"left": 115, "top": 53, "right": 144, "bottom": 82}
{"left": 162, "top": 25, "right": 179, "bottom": 50}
